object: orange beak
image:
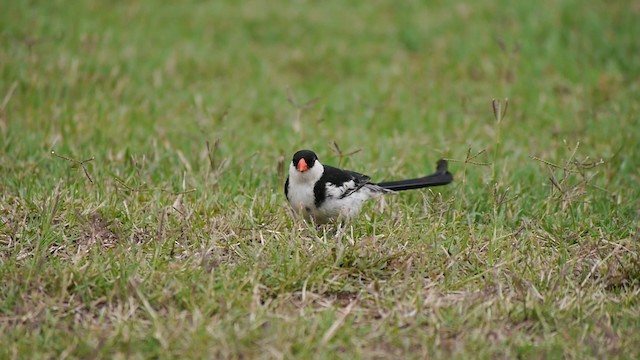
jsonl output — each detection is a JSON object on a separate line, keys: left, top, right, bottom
{"left": 296, "top": 158, "right": 309, "bottom": 172}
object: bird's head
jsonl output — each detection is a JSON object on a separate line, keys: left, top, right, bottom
{"left": 290, "top": 149, "right": 323, "bottom": 182}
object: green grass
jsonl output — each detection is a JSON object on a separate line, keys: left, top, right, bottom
{"left": 1, "top": 0, "right": 639, "bottom": 358}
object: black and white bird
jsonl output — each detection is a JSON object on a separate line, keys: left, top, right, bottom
{"left": 284, "top": 149, "right": 453, "bottom": 223}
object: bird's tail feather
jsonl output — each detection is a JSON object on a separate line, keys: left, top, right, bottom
{"left": 377, "top": 159, "right": 453, "bottom": 191}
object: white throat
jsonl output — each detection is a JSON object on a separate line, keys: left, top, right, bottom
{"left": 289, "top": 161, "right": 324, "bottom": 185}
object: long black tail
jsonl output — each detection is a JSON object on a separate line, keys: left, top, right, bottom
{"left": 376, "top": 159, "right": 453, "bottom": 191}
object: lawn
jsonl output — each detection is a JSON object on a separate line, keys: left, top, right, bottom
{"left": 1, "top": 0, "right": 639, "bottom": 358}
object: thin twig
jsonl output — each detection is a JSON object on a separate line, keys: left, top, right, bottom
{"left": 320, "top": 296, "right": 359, "bottom": 345}
{"left": 286, "top": 88, "right": 320, "bottom": 110}
{"left": 531, "top": 156, "right": 578, "bottom": 173}
{"left": 206, "top": 139, "right": 220, "bottom": 172}
{"left": 51, "top": 151, "right": 95, "bottom": 183}
{"left": 1, "top": 82, "right": 18, "bottom": 110}
{"left": 113, "top": 176, "right": 196, "bottom": 195}
{"left": 445, "top": 147, "right": 492, "bottom": 166}
{"left": 330, "top": 141, "right": 361, "bottom": 167}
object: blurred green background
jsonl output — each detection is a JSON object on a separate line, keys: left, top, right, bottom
{"left": 1, "top": 0, "right": 639, "bottom": 358}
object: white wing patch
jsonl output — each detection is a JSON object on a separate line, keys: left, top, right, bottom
{"left": 325, "top": 180, "right": 357, "bottom": 199}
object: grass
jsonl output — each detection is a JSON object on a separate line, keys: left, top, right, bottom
{"left": 1, "top": 0, "right": 639, "bottom": 358}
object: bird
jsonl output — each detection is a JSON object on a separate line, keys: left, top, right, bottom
{"left": 284, "top": 149, "right": 453, "bottom": 223}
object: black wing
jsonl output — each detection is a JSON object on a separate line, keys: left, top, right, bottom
{"left": 284, "top": 177, "right": 289, "bottom": 200}
{"left": 313, "top": 166, "right": 372, "bottom": 207}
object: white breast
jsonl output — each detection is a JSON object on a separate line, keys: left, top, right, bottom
{"left": 287, "top": 181, "right": 316, "bottom": 216}
{"left": 286, "top": 161, "right": 324, "bottom": 220}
